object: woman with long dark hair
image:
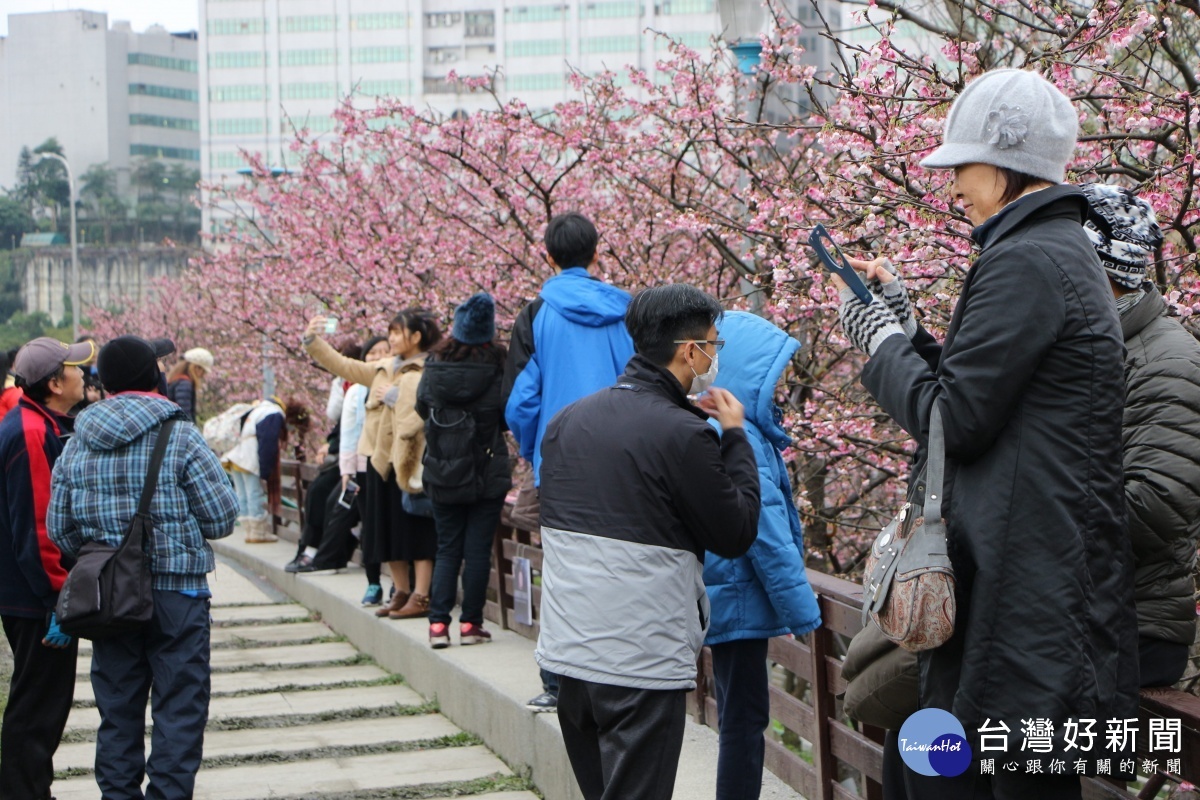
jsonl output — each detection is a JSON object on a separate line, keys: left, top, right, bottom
{"left": 417, "top": 293, "right": 512, "bottom": 647}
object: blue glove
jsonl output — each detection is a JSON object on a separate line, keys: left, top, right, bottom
{"left": 43, "top": 611, "right": 73, "bottom": 648}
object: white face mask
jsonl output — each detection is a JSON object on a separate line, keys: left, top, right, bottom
{"left": 688, "top": 347, "right": 718, "bottom": 395}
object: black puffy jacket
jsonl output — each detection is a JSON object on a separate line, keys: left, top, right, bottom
{"left": 1120, "top": 287, "right": 1200, "bottom": 646}
{"left": 415, "top": 359, "right": 511, "bottom": 505}
{"left": 862, "top": 185, "right": 1139, "bottom": 762}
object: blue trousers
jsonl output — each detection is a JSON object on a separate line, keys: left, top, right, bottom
{"left": 429, "top": 496, "right": 505, "bottom": 625}
{"left": 712, "top": 638, "right": 770, "bottom": 800}
{"left": 91, "top": 590, "right": 212, "bottom": 800}
{"left": 230, "top": 470, "right": 266, "bottom": 519}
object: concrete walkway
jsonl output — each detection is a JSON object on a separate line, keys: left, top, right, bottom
{"left": 53, "top": 558, "right": 539, "bottom": 800}
{"left": 213, "top": 535, "right": 807, "bottom": 800}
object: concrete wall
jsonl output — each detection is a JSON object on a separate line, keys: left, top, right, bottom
{"left": 13, "top": 245, "right": 196, "bottom": 321}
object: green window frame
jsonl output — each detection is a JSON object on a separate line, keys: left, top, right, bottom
{"left": 129, "top": 83, "right": 200, "bottom": 102}
{"left": 659, "top": 0, "right": 714, "bottom": 14}
{"left": 208, "top": 19, "right": 266, "bottom": 36}
{"left": 129, "top": 114, "right": 199, "bottom": 131}
{"left": 507, "top": 73, "right": 565, "bottom": 91}
{"left": 211, "top": 118, "right": 266, "bottom": 135}
{"left": 351, "top": 46, "right": 409, "bottom": 64}
{"left": 581, "top": 35, "right": 639, "bottom": 53}
{"left": 581, "top": 2, "right": 640, "bottom": 18}
{"left": 127, "top": 53, "right": 198, "bottom": 72}
{"left": 208, "top": 85, "right": 267, "bottom": 102}
{"left": 130, "top": 144, "right": 200, "bottom": 161}
{"left": 351, "top": 12, "right": 409, "bottom": 30}
{"left": 282, "top": 82, "right": 338, "bottom": 100}
{"left": 357, "top": 79, "right": 410, "bottom": 97}
{"left": 505, "top": 6, "right": 567, "bottom": 23}
{"left": 506, "top": 39, "right": 564, "bottom": 57}
{"left": 282, "top": 16, "right": 337, "bottom": 33}
{"left": 281, "top": 49, "right": 337, "bottom": 67}
{"left": 209, "top": 52, "right": 266, "bottom": 69}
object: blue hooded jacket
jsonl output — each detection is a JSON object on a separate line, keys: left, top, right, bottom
{"left": 505, "top": 267, "right": 634, "bottom": 484}
{"left": 703, "top": 311, "right": 822, "bottom": 644}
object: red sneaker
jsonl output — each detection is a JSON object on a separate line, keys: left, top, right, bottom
{"left": 459, "top": 622, "right": 492, "bottom": 646}
{"left": 429, "top": 622, "right": 450, "bottom": 649}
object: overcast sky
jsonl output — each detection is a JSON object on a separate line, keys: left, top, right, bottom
{"left": 1, "top": 1, "right": 199, "bottom": 37}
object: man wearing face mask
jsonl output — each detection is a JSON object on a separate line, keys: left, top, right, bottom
{"left": 536, "top": 283, "right": 761, "bottom": 800}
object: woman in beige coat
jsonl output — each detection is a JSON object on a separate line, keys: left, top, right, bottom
{"left": 304, "top": 310, "right": 441, "bottom": 616}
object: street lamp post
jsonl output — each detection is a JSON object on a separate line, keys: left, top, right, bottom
{"left": 37, "top": 153, "right": 81, "bottom": 340}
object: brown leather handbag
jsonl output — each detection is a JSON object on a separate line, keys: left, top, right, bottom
{"left": 861, "top": 405, "right": 956, "bottom": 652}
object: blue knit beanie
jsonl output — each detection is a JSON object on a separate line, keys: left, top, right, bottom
{"left": 452, "top": 293, "right": 496, "bottom": 345}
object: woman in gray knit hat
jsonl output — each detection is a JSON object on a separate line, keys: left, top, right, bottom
{"left": 834, "top": 69, "right": 1139, "bottom": 799}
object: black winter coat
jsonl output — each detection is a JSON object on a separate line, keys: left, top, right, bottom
{"left": 415, "top": 359, "right": 511, "bottom": 505}
{"left": 862, "top": 185, "right": 1139, "bottom": 759}
{"left": 1120, "top": 287, "right": 1200, "bottom": 646}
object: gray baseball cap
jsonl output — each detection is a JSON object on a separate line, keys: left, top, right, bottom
{"left": 920, "top": 69, "right": 1078, "bottom": 184}
{"left": 12, "top": 337, "right": 96, "bottom": 384}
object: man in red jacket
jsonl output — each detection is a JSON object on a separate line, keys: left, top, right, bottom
{"left": 0, "top": 336, "right": 91, "bottom": 799}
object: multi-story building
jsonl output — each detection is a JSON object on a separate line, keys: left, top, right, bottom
{"left": 0, "top": 10, "right": 200, "bottom": 194}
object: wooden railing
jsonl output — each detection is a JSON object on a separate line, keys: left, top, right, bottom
{"left": 277, "top": 462, "right": 1199, "bottom": 800}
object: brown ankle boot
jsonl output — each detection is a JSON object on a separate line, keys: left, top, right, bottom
{"left": 389, "top": 592, "right": 429, "bottom": 619}
{"left": 375, "top": 589, "right": 410, "bottom": 617}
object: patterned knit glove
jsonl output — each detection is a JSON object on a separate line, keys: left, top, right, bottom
{"left": 838, "top": 287, "right": 905, "bottom": 357}
{"left": 867, "top": 260, "right": 918, "bottom": 339}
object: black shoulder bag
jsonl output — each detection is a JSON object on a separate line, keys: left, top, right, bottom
{"left": 57, "top": 418, "right": 177, "bottom": 639}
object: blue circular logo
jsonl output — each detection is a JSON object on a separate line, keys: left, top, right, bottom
{"left": 897, "top": 709, "right": 973, "bottom": 777}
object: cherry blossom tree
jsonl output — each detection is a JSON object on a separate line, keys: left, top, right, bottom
{"left": 91, "top": 0, "right": 1200, "bottom": 576}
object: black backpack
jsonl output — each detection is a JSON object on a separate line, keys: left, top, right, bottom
{"left": 422, "top": 406, "right": 481, "bottom": 505}
{"left": 56, "top": 419, "right": 177, "bottom": 639}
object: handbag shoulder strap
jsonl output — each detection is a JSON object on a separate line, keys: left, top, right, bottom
{"left": 924, "top": 404, "right": 946, "bottom": 520}
{"left": 137, "top": 418, "right": 178, "bottom": 517}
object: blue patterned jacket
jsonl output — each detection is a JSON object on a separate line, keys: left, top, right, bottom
{"left": 48, "top": 392, "right": 237, "bottom": 593}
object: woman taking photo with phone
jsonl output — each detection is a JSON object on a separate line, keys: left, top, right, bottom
{"left": 833, "top": 69, "right": 1138, "bottom": 799}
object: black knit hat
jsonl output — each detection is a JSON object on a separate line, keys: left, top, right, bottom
{"left": 1081, "top": 183, "right": 1162, "bottom": 290}
{"left": 98, "top": 335, "right": 161, "bottom": 394}
{"left": 452, "top": 293, "right": 496, "bottom": 346}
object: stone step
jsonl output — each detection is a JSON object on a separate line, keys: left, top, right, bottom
{"left": 206, "top": 565, "right": 278, "bottom": 607}
{"left": 73, "top": 663, "right": 389, "bottom": 704}
{"left": 65, "top": 684, "right": 426, "bottom": 735}
{"left": 51, "top": 746, "right": 512, "bottom": 799}
{"left": 210, "top": 620, "right": 337, "bottom": 647}
{"left": 76, "top": 641, "right": 361, "bottom": 678}
{"left": 55, "top": 713, "right": 464, "bottom": 773}
{"left": 211, "top": 603, "right": 310, "bottom": 626}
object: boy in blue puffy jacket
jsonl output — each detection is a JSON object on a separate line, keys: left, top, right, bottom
{"left": 704, "top": 311, "right": 822, "bottom": 800}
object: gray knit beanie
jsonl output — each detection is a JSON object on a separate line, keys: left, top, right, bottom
{"left": 921, "top": 69, "right": 1078, "bottom": 183}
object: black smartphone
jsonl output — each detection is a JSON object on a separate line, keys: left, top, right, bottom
{"left": 337, "top": 479, "right": 360, "bottom": 509}
{"left": 808, "top": 224, "right": 874, "bottom": 305}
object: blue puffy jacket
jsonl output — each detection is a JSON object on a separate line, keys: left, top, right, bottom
{"left": 703, "top": 311, "right": 822, "bottom": 644}
{"left": 503, "top": 267, "right": 634, "bottom": 484}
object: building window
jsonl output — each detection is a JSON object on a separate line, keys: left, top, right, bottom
{"left": 505, "top": 6, "right": 568, "bottom": 23}
{"left": 667, "top": 31, "right": 713, "bottom": 49}
{"left": 127, "top": 53, "right": 198, "bottom": 72}
{"left": 465, "top": 44, "right": 497, "bottom": 59}
{"left": 211, "top": 118, "right": 266, "bottom": 135}
{"left": 659, "top": 0, "right": 714, "bottom": 14}
{"left": 281, "top": 49, "right": 337, "bottom": 67}
{"left": 130, "top": 144, "right": 200, "bottom": 161}
{"left": 357, "top": 79, "right": 411, "bottom": 97}
{"left": 426, "top": 12, "right": 463, "bottom": 28}
{"left": 581, "top": 35, "right": 640, "bottom": 53}
{"left": 507, "top": 73, "right": 566, "bottom": 91}
{"left": 282, "top": 82, "right": 338, "bottom": 100}
{"left": 351, "top": 13, "right": 408, "bottom": 30}
{"left": 208, "top": 18, "right": 266, "bottom": 36}
{"left": 212, "top": 151, "right": 252, "bottom": 169}
{"left": 351, "top": 46, "right": 409, "bottom": 64}
{"left": 208, "top": 84, "right": 267, "bottom": 102}
{"left": 506, "top": 39, "right": 564, "bottom": 57}
{"left": 130, "top": 114, "right": 199, "bottom": 131}
{"left": 465, "top": 11, "right": 495, "bottom": 37}
{"left": 130, "top": 83, "right": 200, "bottom": 102}
{"left": 282, "top": 116, "right": 336, "bottom": 133}
{"left": 582, "top": 2, "right": 641, "bottom": 18}
{"left": 282, "top": 16, "right": 337, "bottom": 33}
{"left": 210, "top": 51, "right": 266, "bottom": 69}
{"left": 427, "top": 47, "right": 461, "bottom": 65}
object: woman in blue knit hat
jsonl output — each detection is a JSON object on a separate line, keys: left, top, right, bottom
{"left": 417, "top": 293, "right": 512, "bottom": 648}
{"left": 834, "top": 69, "right": 1139, "bottom": 799}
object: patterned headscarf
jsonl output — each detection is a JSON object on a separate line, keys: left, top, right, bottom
{"left": 1080, "top": 183, "right": 1163, "bottom": 290}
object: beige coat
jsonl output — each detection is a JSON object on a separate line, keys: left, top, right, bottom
{"left": 373, "top": 356, "right": 427, "bottom": 491}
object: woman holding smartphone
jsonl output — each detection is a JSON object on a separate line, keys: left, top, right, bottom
{"left": 833, "top": 69, "right": 1138, "bottom": 799}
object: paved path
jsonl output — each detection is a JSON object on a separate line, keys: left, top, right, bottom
{"left": 53, "top": 557, "right": 538, "bottom": 800}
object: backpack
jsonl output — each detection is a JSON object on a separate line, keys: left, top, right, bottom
{"left": 202, "top": 402, "right": 254, "bottom": 455}
{"left": 421, "top": 406, "right": 480, "bottom": 505}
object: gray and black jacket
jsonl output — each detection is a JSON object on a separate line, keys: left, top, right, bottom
{"left": 534, "top": 354, "right": 760, "bottom": 690}
{"left": 1120, "top": 286, "right": 1200, "bottom": 646}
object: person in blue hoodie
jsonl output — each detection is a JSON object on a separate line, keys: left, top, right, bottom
{"left": 48, "top": 335, "right": 238, "bottom": 800}
{"left": 704, "top": 311, "right": 822, "bottom": 800}
{"left": 501, "top": 211, "right": 636, "bottom": 712}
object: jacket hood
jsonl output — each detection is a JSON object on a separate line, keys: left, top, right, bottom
{"left": 539, "top": 268, "right": 632, "bottom": 327}
{"left": 712, "top": 311, "right": 799, "bottom": 450}
{"left": 74, "top": 393, "right": 183, "bottom": 451}
{"left": 1120, "top": 283, "right": 1166, "bottom": 340}
{"left": 421, "top": 360, "right": 501, "bottom": 405}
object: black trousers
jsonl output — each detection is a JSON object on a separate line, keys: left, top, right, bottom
{"left": 91, "top": 591, "right": 211, "bottom": 800}
{"left": 882, "top": 729, "right": 1082, "bottom": 800}
{"left": 429, "top": 497, "right": 506, "bottom": 626}
{"left": 0, "top": 614, "right": 78, "bottom": 800}
{"left": 299, "top": 462, "right": 340, "bottom": 551}
{"left": 712, "top": 638, "right": 770, "bottom": 800}
{"left": 557, "top": 675, "right": 686, "bottom": 800}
